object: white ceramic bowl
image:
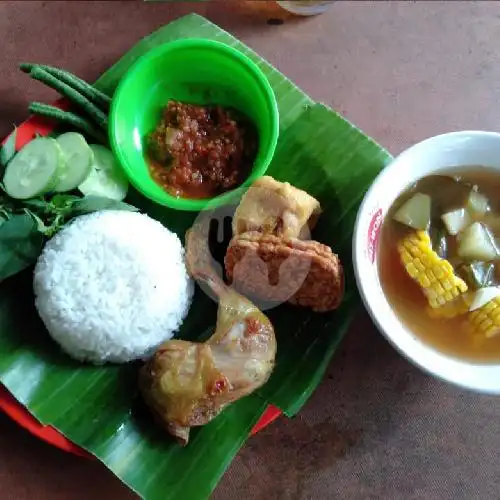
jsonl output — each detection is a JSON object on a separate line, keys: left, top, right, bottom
{"left": 353, "top": 130, "right": 500, "bottom": 394}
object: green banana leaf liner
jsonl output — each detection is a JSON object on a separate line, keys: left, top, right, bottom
{"left": 0, "top": 14, "right": 391, "bottom": 500}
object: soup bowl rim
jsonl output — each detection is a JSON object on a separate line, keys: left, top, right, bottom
{"left": 353, "top": 130, "right": 500, "bottom": 394}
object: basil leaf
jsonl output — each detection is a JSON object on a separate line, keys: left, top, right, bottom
{"left": 0, "top": 213, "right": 44, "bottom": 281}
{"left": 50, "top": 194, "right": 81, "bottom": 210}
{"left": 21, "top": 198, "right": 50, "bottom": 211}
{"left": 0, "top": 129, "right": 17, "bottom": 173}
{"left": 71, "top": 196, "right": 139, "bottom": 216}
{"left": 23, "top": 208, "right": 50, "bottom": 235}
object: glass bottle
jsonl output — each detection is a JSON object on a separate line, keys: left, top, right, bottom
{"left": 276, "top": 1, "right": 334, "bottom": 16}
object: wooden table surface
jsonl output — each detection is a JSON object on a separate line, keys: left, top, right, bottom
{"left": 2, "top": 2, "right": 500, "bottom": 499}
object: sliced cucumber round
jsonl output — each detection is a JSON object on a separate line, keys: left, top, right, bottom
{"left": 78, "top": 145, "right": 128, "bottom": 201}
{"left": 54, "top": 132, "right": 94, "bottom": 193}
{"left": 3, "top": 137, "right": 63, "bottom": 199}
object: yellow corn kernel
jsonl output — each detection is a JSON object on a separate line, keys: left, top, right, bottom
{"left": 426, "top": 293, "right": 472, "bottom": 319}
{"left": 398, "top": 230, "right": 468, "bottom": 309}
{"left": 469, "top": 297, "right": 500, "bottom": 338}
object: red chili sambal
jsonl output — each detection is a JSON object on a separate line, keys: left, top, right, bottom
{"left": 146, "top": 100, "right": 258, "bottom": 199}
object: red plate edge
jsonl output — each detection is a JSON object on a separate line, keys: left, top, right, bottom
{"left": 0, "top": 108, "right": 282, "bottom": 459}
{"left": 0, "top": 384, "right": 281, "bottom": 459}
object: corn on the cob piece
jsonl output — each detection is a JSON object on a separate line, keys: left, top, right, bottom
{"left": 468, "top": 297, "right": 500, "bottom": 338}
{"left": 426, "top": 293, "right": 472, "bottom": 319}
{"left": 398, "top": 230, "right": 468, "bottom": 309}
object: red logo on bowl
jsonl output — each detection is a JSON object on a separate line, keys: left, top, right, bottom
{"left": 367, "top": 208, "right": 383, "bottom": 264}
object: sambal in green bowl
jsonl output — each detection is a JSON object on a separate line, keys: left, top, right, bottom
{"left": 109, "top": 38, "right": 280, "bottom": 211}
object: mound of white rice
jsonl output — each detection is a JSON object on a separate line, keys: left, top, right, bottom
{"left": 33, "top": 210, "right": 194, "bottom": 364}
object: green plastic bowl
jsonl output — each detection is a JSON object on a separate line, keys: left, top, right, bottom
{"left": 109, "top": 38, "right": 279, "bottom": 211}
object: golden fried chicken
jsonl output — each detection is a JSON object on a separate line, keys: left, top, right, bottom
{"left": 139, "top": 224, "right": 276, "bottom": 446}
{"left": 225, "top": 232, "right": 344, "bottom": 312}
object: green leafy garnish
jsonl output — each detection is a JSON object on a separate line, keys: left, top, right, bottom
{"left": 0, "top": 213, "right": 44, "bottom": 281}
{"left": 0, "top": 129, "right": 17, "bottom": 174}
{"left": 0, "top": 162, "right": 140, "bottom": 274}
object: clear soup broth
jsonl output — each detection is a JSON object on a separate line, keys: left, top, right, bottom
{"left": 379, "top": 168, "right": 500, "bottom": 362}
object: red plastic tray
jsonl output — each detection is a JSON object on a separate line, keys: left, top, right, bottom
{"left": 0, "top": 109, "right": 282, "bottom": 459}
{"left": 0, "top": 385, "right": 281, "bottom": 458}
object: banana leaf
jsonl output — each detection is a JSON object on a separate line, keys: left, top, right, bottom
{"left": 0, "top": 13, "right": 391, "bottom": 500}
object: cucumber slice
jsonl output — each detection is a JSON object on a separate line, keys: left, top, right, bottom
{"left": 3, "top": 137, "right": 62, "bottom": 199}
{"left": 54, "top": 132, "right": 94, "bottom": 192}
{"left": 78, "top": 145, "right": 128, "bottom": 201}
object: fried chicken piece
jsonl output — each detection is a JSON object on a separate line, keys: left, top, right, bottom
{"left": 139, "top": 224, "right": 277, "bottom": 446}
{"left": 225, "top": 232, "right": 344, "bottom": 312}
{"left": 232, "top": 176, "right": 322, "bottom": 239}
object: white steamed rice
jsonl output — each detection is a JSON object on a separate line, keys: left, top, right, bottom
{"left": 33, "top": 210, "right": 194, "bottom": 364}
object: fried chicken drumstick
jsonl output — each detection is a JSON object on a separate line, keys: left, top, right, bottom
{"left": 139, "top": 223, "right": 277, "bottom": 446}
